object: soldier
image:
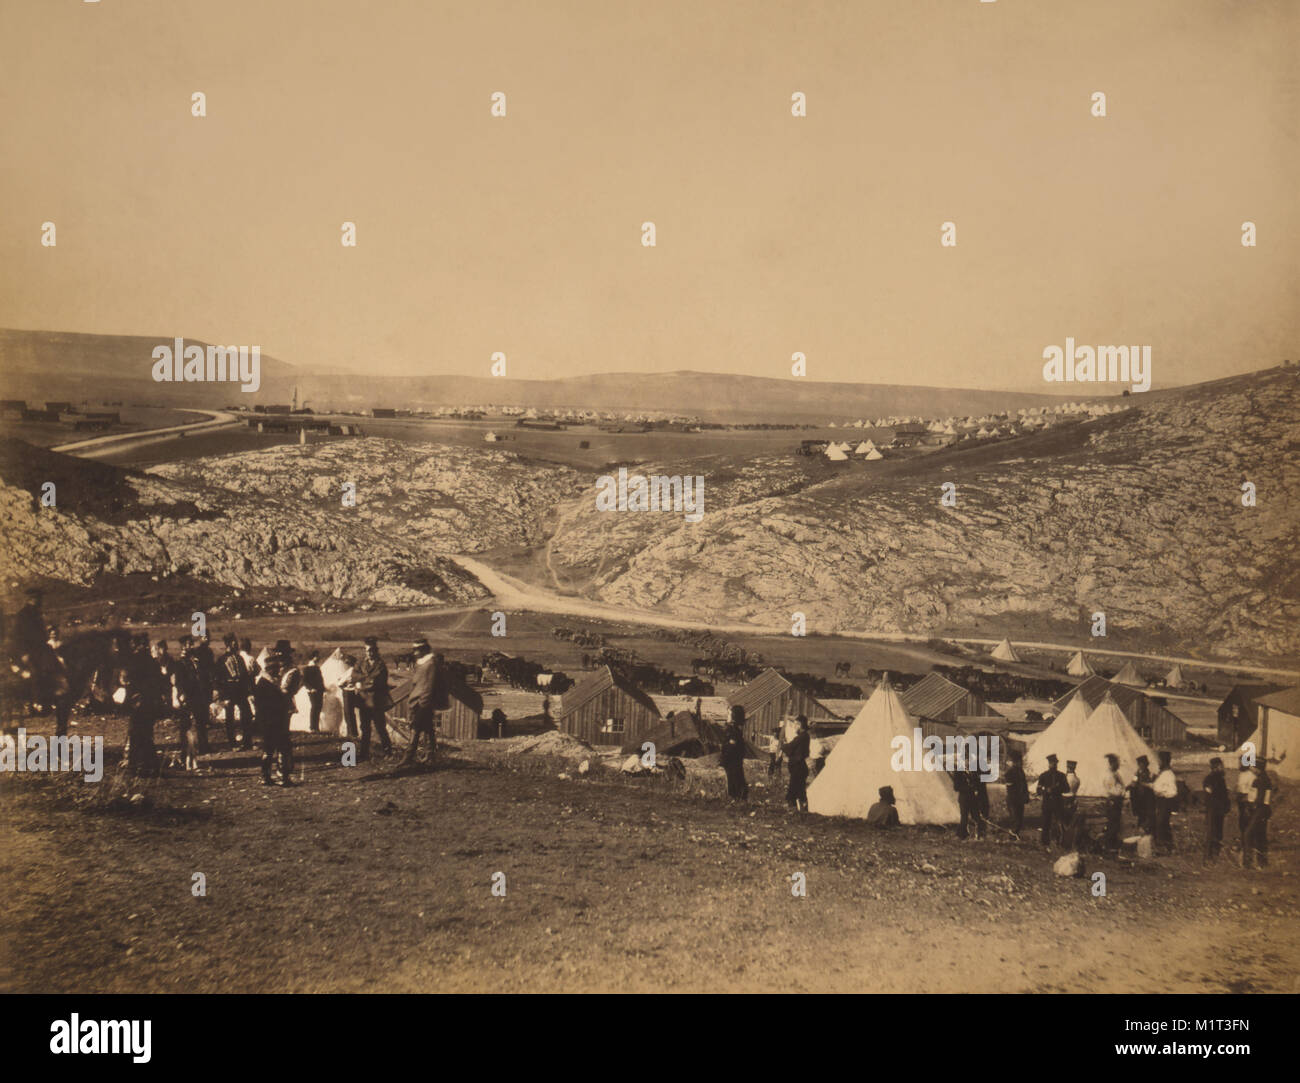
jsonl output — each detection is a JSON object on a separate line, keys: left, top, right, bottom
{"left": 152, "top": 639, "right": 191, "bottom": 769}
{"left": 1242, "top": 762, "right": 1273, "bottom": 869}
{"left": 1235, "top": 753, "right": 1256, "bottom": 857}
{"left": 1035, "top": 753, "right": 1069, "bottom": 848}
{"left": 1152, "top": 749, "right": 1178, "bottom": 852}
{"left": 1100, "top": 753, "right": 1126, "bottom": 854}
{"left": 1202, "top": 757, "right": 1230, "bottom": 863}
{"left": 253, "top": 651, "right": 293, "bottom": 786}
{"left": 44, "top": 626, "right": 74, "bottom": 737}
{"left": 1063, "top": 760, "right": 1081, "bottom": 819}
{"left": 867, "top": 785, "right": 901, "bottom": 829}
{"left": 301, "top": 650, "right": 325, "bottom": 733}
{"left": 782, "top": 715, "right": 811, "bottom": 812}
{"left": 1129, "top": 754, "right": 1156, "bottom": 834}
{"left": 1004, "top": 751, "right": 1030, "bottom": 835}
{"left": 218, "top": 633, "right": 254, "bottom": 748}
{"left": 720, "top": 705, "right": 749, "bottom": 801}
{"left": 955, "top": 767, "right": 989, "bottom": 839}
{"left": 177, "top": 636, "right": 211, "bottom": 756}
{"left": 122, "top": 634, "right": 163, "bottom": 774}
{"left": 399, "top": 638, "right": 439, "bottom": 766}
{"left": 349, "top": 636, "right": 392, "bottom": 760}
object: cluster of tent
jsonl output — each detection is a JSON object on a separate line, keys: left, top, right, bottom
{"left": 807, "top": 678, "right": 1163, "bottom": 825}
{"left": 824, "top": 439, "right": 883, "bottom": 462}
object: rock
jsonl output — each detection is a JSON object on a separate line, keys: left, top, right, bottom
{"left": 1053, "top": 852, "right": 1085, "bottom": 878}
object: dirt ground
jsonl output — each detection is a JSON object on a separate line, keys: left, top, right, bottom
{"left": 2, "top": 714, "right": 1296, "bottom": 994}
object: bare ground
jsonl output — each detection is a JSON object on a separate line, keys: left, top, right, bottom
{"left": 1, "top": 718, "right": 1296, "bottom": 994}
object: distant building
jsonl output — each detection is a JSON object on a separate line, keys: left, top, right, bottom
{"left": 901, "top": 672, "right": 1002, "bottom": 725}
{"left": 484, "top": 431, "right": 499, "bottom": 442}
{"left": 558, "top": 665, "right": 660, "bottom": 747}
{"left": 726, "top": 668, "right": 836, "bottom": 745}
{"left": 45, "top": 401, "right": 74, "bottom": 413}
{"left": 1051, "top": 676, "right": 1188, "bottom": 747}
{"left": 0, "top": 399, "right": 26, "bottom": 419}
{"left": 1218, "top": 682, "right": 1286, "bottom": 750}
{"left": 370, "top": 408, "right": 397, "bottom": 419}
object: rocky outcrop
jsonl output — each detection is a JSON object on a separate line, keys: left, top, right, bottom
{"left": 547, "top": 371, "right": 1300, "bottom": 660}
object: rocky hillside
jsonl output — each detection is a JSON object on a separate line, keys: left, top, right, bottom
{"left": 0, "top": 439, "right": 579, "bottom": 608}
{"left": 546, "top": 369, "right": 1300, "bottom": 661}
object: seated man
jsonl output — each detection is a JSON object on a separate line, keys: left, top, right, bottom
{"left": 867, "top": 785, "right": 901, "bottom": 829}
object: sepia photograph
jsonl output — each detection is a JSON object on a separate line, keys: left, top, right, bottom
{"left": 1, "top": 0, "right": 1296, "bottom": 1042}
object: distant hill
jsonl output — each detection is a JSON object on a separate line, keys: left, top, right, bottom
{"left": 2, "top": 328, "right": 1094, "bottom": 421}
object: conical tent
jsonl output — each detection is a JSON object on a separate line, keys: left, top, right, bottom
{"left": 1112, "top": 660, "right": 1144, "bottom": 687}
{"left": 1027, "top": 693, "right": 1156, "bottom": 796}
{"left": 1165, "top": 664, "right": 1185, "bottom": 687}
{"left": 807, "top": 681, "right": 960, "bottom": 824}
{"left": 864, "top": 447, "right": 884, "bottom": 460}
{"left": 990, "top": 638, "right": 1020, "bottom": 663}
{"left": 1066, "top": 651, "right": 1095, "bottom": 677}
{"left": 854, "top": 440, "right": 875, "bottom": 455}
{"left": 824, "top": 444, "right": 848, "bottom": 461}
{"left": 1024, "top": 692, "right": 1093, "bottom": 778}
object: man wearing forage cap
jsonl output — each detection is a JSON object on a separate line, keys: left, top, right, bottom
{"left": 399, "top": 638, "right": 441, "bottom": 767}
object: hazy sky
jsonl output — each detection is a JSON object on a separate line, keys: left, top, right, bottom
{"left": 1, "top": 0, "right": 1295, "bottom": 389}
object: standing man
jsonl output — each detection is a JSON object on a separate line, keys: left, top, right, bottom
{"left": 1242, "top": 762, "right": 1273, "bottom": 869}
{"left": 1202, "top": 757, "right": 1230, "bottom": 864}
{"left": 1129, "top": 754, "right": 1156, "bottom": 834}
{"left": 400, "top": 638, "right": 438, "bottom": 766}
{"left": 351, "top": 636, "right": 392, "bottom": 761}
{"left": 1236, "top": 754, "right": 1256, "bottom": 858}
{"left": 1152, "top": 750, "right": 1178, "bottom": 852}
{"left": 218, "top": 633, "right": 253, "bottom": 749}
{"left": 782, "top": 715, "right": 810, "bottom": 812}
{"left": 1004, "top": 751, "right": 1030, "bottom": 836}
{"left": 253, "top": 651, "right": 293, "bottom": 786}
{"left": 1035, "top": 753, "right": 1069, "bottom": 849}
{"left": 1100, "top": 753, "right": 1126, "bottom": 855}
{"left": 44, "top": 626, "right": 74, "bottom": 737}
{"left": 955, "top": 768, "right": 989, "bottom": 840}
{"left": 301, "top": 650, "right": 325, "bottom": 733}
{"left": 124, "top": 634, "right": 162, "bottom": 775}
{"left": 767, "top": 724, "right": 784, "bottom": 779}
{"left": 720, "top": 705, "right": 749, "bottom": 802}
{"left": 178, "top": 636, "right": 211, "bottom": 756}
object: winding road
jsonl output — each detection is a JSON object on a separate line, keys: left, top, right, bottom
{"left": 51, "top": 409, "right": 239, "bottom": 457}
{"left": 445, "top": 555, "right": 1300, "bottom": 679}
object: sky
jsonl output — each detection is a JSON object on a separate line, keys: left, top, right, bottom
{"left": 1, "top": 0, "right": 1296, "bottom": 390}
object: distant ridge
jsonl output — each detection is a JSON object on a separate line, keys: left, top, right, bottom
{"left": 0, "top": 327, "right": 1156, "bottom": 421}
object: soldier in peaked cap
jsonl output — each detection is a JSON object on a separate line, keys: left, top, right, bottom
{"left": 349, "top": 635, "right": 392, "bottom": 760}
{"left": 1035, "top": 753, "right": 1070, "bottom": 849}
{"left": 399, "top": 638, "right": 439, "bottom": 766}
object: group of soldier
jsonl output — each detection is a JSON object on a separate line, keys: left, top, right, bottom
{"left": 999, "top": 748, "right": 1273, "bottom": 867}
{"left": 3, "top": 588, "right": 452, "bottom": 784}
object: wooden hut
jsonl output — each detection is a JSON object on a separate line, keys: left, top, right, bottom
{"left": 901, "top": 672, "right": 1002, "bottom": 725}
{"left": 725, "top": 668, "right": 835, "bottom": 746}
{"left": 558, "top": 665, "right": 660, "bottom": 747}
{"left": 389, "top": 673, "right": 484, "bottom": 740}
{"left": 1217, "top": 683, "right": 1285, "bottom": 750}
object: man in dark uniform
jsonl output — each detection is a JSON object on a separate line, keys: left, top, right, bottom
{"left": 1004, "top": 751, "right": 1030, "bottom": 835}
{"left": 152, "top": 639, "right": 192, "bottom": 768}
{"left": 253, "top": 651, "right": 293, "bottom": 786}
{"left": 400, "top": 638, "right": 439, "bottom": 766}
{"left": 782, "top": 715, "right": 811, "bottom": 811}
{"left": 867, "top": 785, "right": 900, "bottom": 829}
{"left": 1202, "top": 757, "right": 1230, "bottom": 863}
{"left": 301, "top": 650, "right": 325, "bottom": 733}
{"left": 1129, "top": 754, "right": 1156, "bottom": 834}
{"left": 350, "top": 636, "right": 392, "bottom": 760}
{"left": 720, "top": 705, "right": 749, "bottom": 801}
{"left": 218, "top": 633, "right": 253, "bottom": 748}
{"left": 955, "top": 766, "right": 989, "bottom": 839}
{"left": 124, "top": 634, "right": 163, "bottom": 775}
{"left": 1035, "top": 753, "right": 1069, "bottom": 848}
{"left": 43, "top": 626, "right": 74, "bottom": 737}
{"left": 178, "top": 636, "right": 211, "bottom": 756}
